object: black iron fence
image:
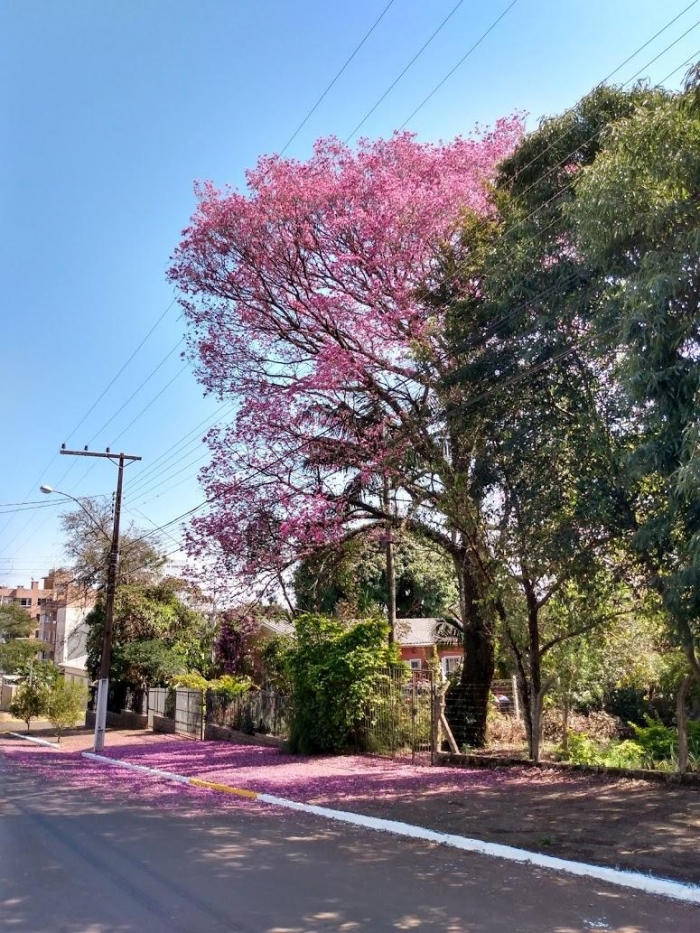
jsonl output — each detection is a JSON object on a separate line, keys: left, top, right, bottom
{"left": 147, "top": 686, "right": 290, "bottom": 741}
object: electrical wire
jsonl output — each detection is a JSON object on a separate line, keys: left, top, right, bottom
{"left": 399, "top": 0, "right": 697, "bottom": 129}
{"left": 344, "top": 0, "right": 468, "bottom": 142}
{"left": 280, "top": 0, "right": 398, "bottom": 155}
{"left": 8, "top": 8, "right": 698, "bottom": 575}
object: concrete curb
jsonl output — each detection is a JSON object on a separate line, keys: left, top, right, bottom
{"left": 80, "top": 751, "right": 700, "bottom": 907}
{"left": 9, "top": 732, "right": 60, "bottom": 748}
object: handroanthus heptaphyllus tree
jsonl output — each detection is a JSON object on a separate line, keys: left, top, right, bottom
{"left": 169, "top": 121, "right": 523, "bottom": 746}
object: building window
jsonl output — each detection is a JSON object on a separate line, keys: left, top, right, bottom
{"left": 19, "top": 598, "right": 32, "bottom": 607}
{"left": 408, "top": 659, "right": 422, "bottom": 670}
{"left": 442, "top": 656, "right": 462, "bottom": 677}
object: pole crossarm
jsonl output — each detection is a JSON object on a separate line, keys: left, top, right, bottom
{"left": 60, "top": 449, "right": 142, "bottom": 461}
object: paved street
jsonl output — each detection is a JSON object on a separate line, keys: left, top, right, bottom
{"left": 1, "top": 759, "right": 698, "bottom": 932}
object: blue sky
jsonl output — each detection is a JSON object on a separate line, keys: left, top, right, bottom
{"left": 1, "top": 0, "right": 698, "bottom": 585}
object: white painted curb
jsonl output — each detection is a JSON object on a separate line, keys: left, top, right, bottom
{"left": 80, "top": 751, "right": 700, "bottom": 906}
{"left": 9, "top": 732, "right": 60, "bottom": 748}
{"left": 258, "top": 794, "right": 700, "bottom": 905}
{"left": 82, "top": 752, "right": 190, "bottom": 784}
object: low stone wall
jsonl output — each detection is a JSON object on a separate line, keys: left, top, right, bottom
{"left": 204, "top": 721, "right": 285, "bottom": 748}
{"left": 150, "top": 713, "right": 177, "bottom": 735}
{"left": 85, "top": 709, "right": 148, "bottom": 731}
{"left": 436, "top": 751, "right": 700, "bottom": 786}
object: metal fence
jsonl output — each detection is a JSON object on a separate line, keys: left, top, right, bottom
{"left": 145, "top": 674, "right": 522, "bottom": 755}
{"left": 207, "top": 689, "right": 290, "bottom": 739}
{"left": 148, "top": 686, "right": 289, "bottom": 741}
{"left": 148, "top": 687, "right": 204, "bottom": 739}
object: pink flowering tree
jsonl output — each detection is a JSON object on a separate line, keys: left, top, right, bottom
{"left": 169, "top": 122, "right": 523, "bottom": 746}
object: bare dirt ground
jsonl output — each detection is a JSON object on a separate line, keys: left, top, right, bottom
{"left": 2, "top": 727, "right": 700, "bottom": 887}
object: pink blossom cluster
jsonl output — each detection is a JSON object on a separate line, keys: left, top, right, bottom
{"left": 169, "top": 122, "right": 524, "bottom": 582}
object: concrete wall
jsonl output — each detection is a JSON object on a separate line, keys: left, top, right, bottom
{"left": 0, "top": 683, "right": 16, "bottom": 711}
{"left": 204, "top": 722, "right": 285, "bottom": 748}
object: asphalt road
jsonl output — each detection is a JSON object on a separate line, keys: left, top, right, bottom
{"left": 1, "top": 760, "right": 698, "bottom": 933}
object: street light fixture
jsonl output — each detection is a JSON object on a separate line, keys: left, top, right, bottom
{"left": 39, "top": 486, "right": 111, "bottom": 540}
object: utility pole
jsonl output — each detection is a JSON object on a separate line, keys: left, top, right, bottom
{"left": 382, "top": 475, "right": 397, "bottom": 645}
{"left": 59, "top": 448, "right": 141, "bottom": 752}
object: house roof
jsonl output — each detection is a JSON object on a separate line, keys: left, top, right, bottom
{"left": 58, "top": 654, "right": 88, "bottom": 672}
{"left": 259, "top": 616, "right": 459, "bottom": 647}
{"left": 259, "top": 618, "right": 295, "bottom": 638}
{"left": 395, "top": 618, "right": 459, "bottom": 647}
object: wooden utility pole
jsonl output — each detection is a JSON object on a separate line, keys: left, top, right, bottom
{"left": 59, "top": 448, "right": 141, "bottom": 751}
{"left": 383, "top": 475, "right": 396, "bottom": 645}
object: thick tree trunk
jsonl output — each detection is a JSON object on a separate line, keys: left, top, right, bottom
{"left": 445, "top": 558, "right": 494, "bottom": 749}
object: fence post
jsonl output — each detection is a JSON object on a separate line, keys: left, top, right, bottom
{"left": 430, "top": 674, "right": 439, "bottom": 765}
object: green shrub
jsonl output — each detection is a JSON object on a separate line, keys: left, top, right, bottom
{"left": 564, "top": 732, "right": 604, "bottom": 766}
{"left": 170, "top": 672, "right": 210, "bottom": 692}
{"left": 602, "top": 739, "right": 644, "bottom": 769}
{"left": 46, "top": 679, "right": 88, "bottom": 741}
{"left": 287, "top": 614, "right": 401, "bottom": 754}
{"left": 209, "top": 674, "right": 253, "bottom": 700}
{"left": 629, "top": 719, "right": 700, "bottom": 768}
{"left": 9, "top": 680, "right": 49, "bottom": 730}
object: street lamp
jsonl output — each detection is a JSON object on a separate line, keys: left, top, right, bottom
{"left": 41, "top": 480, "right": 123, "bottom": 753}
{"left": 39, "top": 486, "right": 111, "bottom": 540}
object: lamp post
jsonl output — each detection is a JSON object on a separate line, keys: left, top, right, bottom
{"left": 41, "top": 447, "right": 139, "bottom": 752}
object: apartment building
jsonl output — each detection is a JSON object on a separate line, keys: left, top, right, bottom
{"left": 0, "top": 579, "right": 52, "bottom": 640}
{"left": 0, "top": 572, "right": 94, "bottom": 678}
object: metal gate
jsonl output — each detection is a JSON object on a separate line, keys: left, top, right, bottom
{"left": 360, "top": 668, "right": 435, "bottom": 763}
{"left": 174, "top": 689, "right": 204, "bottom": 739}
{"left": 148, "top": 688, "right": 204, "bottom": 739}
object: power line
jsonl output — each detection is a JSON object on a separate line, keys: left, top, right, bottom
{"left": 85, "top": 338, "right": 185, "bottom": 446}
{"left": 110, "top": 362, "right": 189, "bottom": 447}
{"left": 124, "top": 403, "right": 233, "bottom": 495}
{"left": 0, "top": 299, "right": 178, "bottom": 550}
{"left": 397, "top": 0, "right": 520, "bottom": 129}
{"left": 400, "top": 0, "right": 695, "bottom": 129}
{"left": 65, "top": 299, "right": 178, "bottom": 445}
{"left": 280, "top": 0, "right": 398, "bottom": 155}
{"left": 344, "top": 0, "right": 468, "bottom": 142}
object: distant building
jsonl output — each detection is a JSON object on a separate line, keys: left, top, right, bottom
{"left": 0, "top": 571, "right": 94, "bottom": 681}
{"left": 258, "top": 616, "right": 463, "bottom": 679}
{"left": 394, "top": 618, "right": 462, "bottom": 678}
{"left": 38, "top": 572, "right": 94, "bottom": 678}
{"left": 0, "top": 578, "right": 53, "bottom": 640}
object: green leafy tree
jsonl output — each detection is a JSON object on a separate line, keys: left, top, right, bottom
{"left": 60, "top": 499, "right": 166, "bottom": 592}
{"left": 294, "top": 530, "right": 459, "bottom": 622}
{"left": 0, "top": 639, "right": 48, "bottom": 674}
{"left": 85, "top": 577, "right": 212, "bottom": 703}
{"left": 8, "top": 663, "right": 59, "bottom": 731}
{"left": 46, "top": 679, "right": 88, "bottom": 741}
{"left": 0, "top": 602, "right": 34, "bottom": 640}
{"left": 570, "top": 74, "right": 700, "bottom": 768}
